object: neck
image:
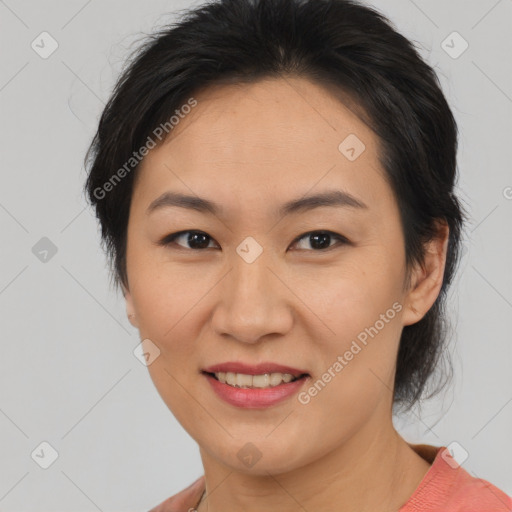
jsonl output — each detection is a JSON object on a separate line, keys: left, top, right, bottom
{"left": 196, "top": 411, "right": 431, "bottom": 512}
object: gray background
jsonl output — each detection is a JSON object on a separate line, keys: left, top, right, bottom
{"left": 0, "top": 0, "right": 511, "bottom": 510}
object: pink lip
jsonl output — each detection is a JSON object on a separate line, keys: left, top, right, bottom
{"left": 203, "top": 372, "right": 310, "bottom": 409}
{"left": 202, "top": 361, "right": 309, "bottom": 378}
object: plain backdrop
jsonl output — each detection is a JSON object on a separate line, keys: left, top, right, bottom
{"left": 0, "top": 0, "right": 511, "bottom": 510}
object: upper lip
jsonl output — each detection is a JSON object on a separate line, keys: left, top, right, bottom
{"left": 202, "top": 362, "right": 309, "bottom": 377}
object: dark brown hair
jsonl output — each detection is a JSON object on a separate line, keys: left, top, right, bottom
{"left": 84, "top": 0, "right": 467, "bottom": 412}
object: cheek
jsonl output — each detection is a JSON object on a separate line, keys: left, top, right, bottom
{"left": 128, "top": 253, "right": 207, "bottom": 341}
{"left": 296, "top": 276, "right": 402, "bottom": 444}
{"left": 296, "top": 258, "right": 403, "bottom": 390}
{"left": 129, "top": 266, "right": 211, "bottom": 430}
{"left": 296, "top": 253, "right": 399, "bottom": 328}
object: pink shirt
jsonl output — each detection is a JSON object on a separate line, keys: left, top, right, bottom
{"left": 399, "top": 443, "right": 512, "bottom": 511}
{"left": 148, "top": 443, "right": 512, "bottom": 511}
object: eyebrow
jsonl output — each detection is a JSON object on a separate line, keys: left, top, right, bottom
{"left": 146, "top": 189, "right": 368, "bottom": 217}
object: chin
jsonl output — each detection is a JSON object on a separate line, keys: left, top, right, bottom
{"left": 204, "top": 435, "right": 311, "bottom": 475}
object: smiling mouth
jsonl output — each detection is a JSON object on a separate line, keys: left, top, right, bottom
{"left": 202, "top": 371, "right": 309, "bottom": 389}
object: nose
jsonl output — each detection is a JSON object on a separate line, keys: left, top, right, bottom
{"left": 211, "top": 248, "right": 294, "bottom": 344}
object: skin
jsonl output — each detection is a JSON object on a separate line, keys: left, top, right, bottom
{"left": 123, "top": 76, "right": 449, "bottom": 512}
{"left": 147, "top": 476, "right": 205, "bottom": 512}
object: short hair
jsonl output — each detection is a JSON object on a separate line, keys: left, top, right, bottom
{"left": 84, "top": 0, "right": 467, "bottom": 412}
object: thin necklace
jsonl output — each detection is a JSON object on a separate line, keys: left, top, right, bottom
{"left": 195, "top": 489, "right": 206, "bottom": 511}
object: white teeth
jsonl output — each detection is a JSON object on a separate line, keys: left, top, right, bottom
{"left": 214, "top": 371, "right": 299, "bottom": 388}
{"left": 252, "top": 374, "right": 269, "bottom": 387}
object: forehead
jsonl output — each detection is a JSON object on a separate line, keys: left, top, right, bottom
{"left": 134, "top": 77, "right": 390, "bottom": 213}
{"left": 162, "top": 76, "right": 377, "bottom": 160}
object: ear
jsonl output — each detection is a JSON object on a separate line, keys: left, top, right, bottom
{"left": 122, "top": 282, "right": 139, "bottom": 328}
{"left": 402, "top": 220, "right": 450, "bottom": 327}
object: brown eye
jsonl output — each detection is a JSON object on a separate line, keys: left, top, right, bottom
{"left": 157, "top": 229, "right": 348, "bottom": 252}
{"left": 292, "top": 231, "right": 349, "bottom": 251}
{"left": 159, "top": 230, "right": 218, "bottom": 250}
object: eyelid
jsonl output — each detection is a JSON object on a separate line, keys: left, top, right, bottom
{"left": 291, "top": 230, "right": 350, "bottom": 251}
{"left": 157, "top": 230, "right": 218, "bottom": 249}
{"left": 158, "top": 229, "right": 350, "bottom": 250}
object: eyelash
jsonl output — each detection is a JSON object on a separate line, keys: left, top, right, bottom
{"left": 158, "top": 230, "right": 349, "bottom": 252}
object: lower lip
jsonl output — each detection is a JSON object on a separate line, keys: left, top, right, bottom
{"left": 203, "top": 373, "right": 309, "bottom": 409}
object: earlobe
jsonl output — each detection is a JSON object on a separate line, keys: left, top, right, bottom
{"left": 402, "top": 221, "right": 450, "bottom": 327}
{"left": 127, "top": 313, "right": 138, "bottom": 327}
{"left": 122, "top": 283, "right": 139, "bottom": 328}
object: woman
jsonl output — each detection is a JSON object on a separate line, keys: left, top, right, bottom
{"left": 84, "top": 0, "right": 511, "bottom": 510}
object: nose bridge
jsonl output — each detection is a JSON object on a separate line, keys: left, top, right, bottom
{"left": 231, "top": 246, "right": 272, "bottom": 300}
{"left": 212, "top": 240, "right": 292, "bottom": 343}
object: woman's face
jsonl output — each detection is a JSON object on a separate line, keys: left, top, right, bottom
{"left": 123, "top": 77, "right": 439, "bottom": 473}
